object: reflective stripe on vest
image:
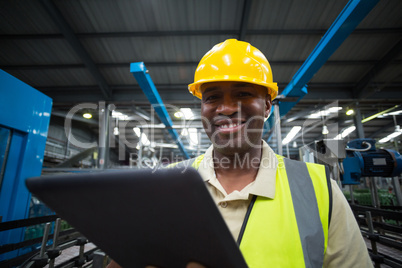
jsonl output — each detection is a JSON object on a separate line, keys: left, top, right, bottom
{"left": 170, "top": 154, "right": 330, "bottom": 268}
{"left": 239, "top": 156, "right": 329, "bottom": 268}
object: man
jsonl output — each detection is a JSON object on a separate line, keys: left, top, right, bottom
{"left": 108, "top": 39, "right": 373, "bottom": 267}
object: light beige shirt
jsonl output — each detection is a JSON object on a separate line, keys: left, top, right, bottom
{"left": 197, "top": 140, "right": 373, "bottom": 268}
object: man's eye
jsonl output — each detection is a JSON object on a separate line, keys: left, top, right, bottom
{"left": 238, "top": 92, "right": 252, "bottom": 97}
{"left": 205, "top": 95, "right": 218, "bottom": 101}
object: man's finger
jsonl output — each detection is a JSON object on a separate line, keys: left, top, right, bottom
{"left": 186, "top": 262, "right": 206, "bottom": 268}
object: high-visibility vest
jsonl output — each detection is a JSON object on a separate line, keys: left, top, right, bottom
{"left": 170, "top": 154, "right": 332, "bottom": 267}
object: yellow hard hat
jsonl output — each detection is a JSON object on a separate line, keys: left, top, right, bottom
{"left": 188, "top": 39, "right": 278, "bottom": 100}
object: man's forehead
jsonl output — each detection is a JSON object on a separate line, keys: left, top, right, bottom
{"left": 201, "top": 82, "right": 256, "bottom": 93}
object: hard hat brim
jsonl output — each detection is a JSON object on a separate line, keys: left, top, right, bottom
{"left": 188, "top": 76, "right": 278, "bottom": 100}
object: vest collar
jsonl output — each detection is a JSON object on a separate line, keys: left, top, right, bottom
{"left": 198, "top": 140, "right": 278, "bottom": 200}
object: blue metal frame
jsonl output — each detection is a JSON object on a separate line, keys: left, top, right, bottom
{"left": 278, "top": 0, "right": 379, "bottom": 118}
{"left": 264, "top": 0, "right": 379, "bottom": 141}
{"left": 130, "top": 62, "right": 190, "bottom": 159}
{"left": 0, "top": 70, "right": 52, "bottom": 259}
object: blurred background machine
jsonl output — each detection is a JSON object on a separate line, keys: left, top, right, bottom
{"left": 300, "top": 138, "right": 402, "bottom": 267}
{"left": 341, "top": 139, "right": 402, "bottom": 185}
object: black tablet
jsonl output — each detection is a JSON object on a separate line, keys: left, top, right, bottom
{"left": 26, "top": 168, "right": 248, "bottom": 268}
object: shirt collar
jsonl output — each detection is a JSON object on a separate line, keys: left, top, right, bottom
{"left": 197, "top": 140, "right": 278, "bottom": 200}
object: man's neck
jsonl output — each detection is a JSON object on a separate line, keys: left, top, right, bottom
{"left": 213, "top": 145, "right": 262, "bottom": 194}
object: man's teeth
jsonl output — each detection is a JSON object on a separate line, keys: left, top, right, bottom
{"left": 220, "top": 123, "right": 240, "bottom": 128}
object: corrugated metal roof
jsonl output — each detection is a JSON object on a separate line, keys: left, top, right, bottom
{"left": 250, "top": 0, "right": 349, "bottom": 30}
{"left": 0, "top": 39, "right": 82, "bottom": 64}
{"left": 55, "top": 0, "right": 244, "bottom": 32}
{"left": 0, "top": 1, "right": 59, "bottom": 34}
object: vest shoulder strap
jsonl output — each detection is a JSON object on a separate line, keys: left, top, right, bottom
{"left": 239, "top": 156, "right": 331, "bottom": 267}
{"left": 280, "top": 156, "right": 332, "bottom": 225}
{"left": 278, "top": 156, "right": 333, "bottom": 226}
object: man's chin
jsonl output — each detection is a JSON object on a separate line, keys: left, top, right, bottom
{"left": 212, "top": 139, "right": 261, "bottom": 155}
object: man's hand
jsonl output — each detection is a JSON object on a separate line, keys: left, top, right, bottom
{"left": 108, "top": 260, "right": 206, "bottom": 268}
{"left": 146, "top": 262, "right": 206, "bottom": 268}
{"left": 106, "top": 260, "right": 121, "bottom": 268}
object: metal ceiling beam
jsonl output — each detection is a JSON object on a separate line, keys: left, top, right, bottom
{"left": 6, "top": 60, "right": 402, "bottom": 71}
{"left": 239, "top": 0, "right": 253, "bottom": 41}
{"left": 130, "top": 62, "right": 190, "bottom": 159}
{"left": 353, "top": 38, "right": 402, "bottom": 99}
{"left": 278, "top": 0, "right": 379, "bottom": 118}
{"left": 0, "top": 62, "right": 198, "bottom": 70}
{"left": 2, "top": 28, "right": 400, "bottom": 40}
{"left": 32, "top": 82, "right": 402, "bottom": 92}
{"left": 39, "top": 0, "right": 112, "bottom": 100}
{"left": 36, "top": 88, "right": 401, "bottom": 108}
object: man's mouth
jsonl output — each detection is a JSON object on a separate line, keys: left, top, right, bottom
{"left": 219, "top": 122, "right": 241, "bottom": 129}
{"left": 215, "top": 121, "right": 245, "bottom": 133}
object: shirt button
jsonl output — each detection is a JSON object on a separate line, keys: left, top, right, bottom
{"left": 220, "top": 202, "right": 228, "bottom": 208}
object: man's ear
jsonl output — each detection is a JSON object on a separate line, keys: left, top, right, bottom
{"left": 264, "top": 94, "right": 272, "bottom": 118}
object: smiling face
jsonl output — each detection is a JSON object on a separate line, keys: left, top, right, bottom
{"left": 200, "top": 81, "right": 272, "bottom": 155}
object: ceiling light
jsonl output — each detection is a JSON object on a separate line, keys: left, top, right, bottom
{"left": 140, "top": 133, "right": 150, "bottom": 146}
{"left": 307, "top": 107, "right": 343, "bottom": 119}
{"left": 181, "top": 128, "right": 188, "bottom": 136}
{"left": 346, "top": 109, "right": 354, "bottom": 116}
{"left": 386, "top": 110, "right": 402, "bottom": 116}
{"left": 174, "top": 111, "right": 183, "bottom": 118}
{"left": 379, "top": 125, "right": 402, "bottom": 143}
{"left": 342, "top": 126, "right": 356, "bottom": 137}
{"left": 334, "top": 126, "right": 356, "bottom": 140}
{"left": 322, "top": 125, "right": 329, "bottom": 135}
{"left": 134, "top": 129, "right": 150, "bottom": 147}
{"left": 113, "top": 127, "right": 119, "bottom": 136}
{"left": 133, "top": 127, "right": 141, "bottom": 137}
{"left": 380, "top": 110, "right": 402, "bottom": 117}
{"left": 328, "top": 107, "right": 342, "bottom": 113}
{"left": 178, "top": 108, "right": 194, "bottom": 120}
{"left": 112, "top": 110, "right": 128, "bottom": 120}
{"left": 83, "top": 113, "right": 92, "bottom": 119}
{"left": 283, "top": 126, "right": 301, "bottom": 145}
{"left": 292, "top": 141, "right": 297, "bottom": 148}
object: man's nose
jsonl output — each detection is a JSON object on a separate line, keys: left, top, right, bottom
{"left": 216, "top": 96, "right": 239, "bottom": 115}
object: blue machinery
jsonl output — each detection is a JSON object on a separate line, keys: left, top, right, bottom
{"left": 0, "top": 70, "right": 52, "bottom": 259}
{"left": 311, "top": 138, "right": 402, "bottom": 186}
{"left": 341, "top": 139, "right": 402, "bottom": 185}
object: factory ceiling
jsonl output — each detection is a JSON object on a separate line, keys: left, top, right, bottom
{"left": 1, "top": 0, "right": 401, "bottom": 164}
